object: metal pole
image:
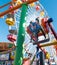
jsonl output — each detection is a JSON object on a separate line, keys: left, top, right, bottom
{"left": 40, "top": 51, "right": 45, "bottom": 65}
{"left": 48, "top": 23, "right": 57, "bottom": 40}
{"left": 37, "top": 41, "right": 57, "bottom": 47}
{"left": 36, "top": 47, "right": 39, "bottom": 65}
{"left": 14, "top": 3, "right": 28, "bottom": 65}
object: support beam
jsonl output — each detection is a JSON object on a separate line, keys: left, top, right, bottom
{"left": 40, "top": 51, "right": 45, "bottom": 65}
{"left": 39, "top": 40, "right": 57, "bottom": 47}
{"left": 0, "top": 0, "right": 38, "bottom": 17}
{"left": 14, "top": 3, "right": 28, "bottom": 65}
{"left": 48, "top": 23, "right": 57, "bottom": 40}
{"left": 46, "top": 18, "right": 57, "bottom": 40}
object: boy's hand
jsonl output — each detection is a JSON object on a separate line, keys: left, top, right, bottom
{"left": 44, "top": 35, "right": 46, "bottom": 38}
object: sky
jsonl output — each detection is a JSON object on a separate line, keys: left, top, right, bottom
{"left": 0, "top": 0, "right": 57, "bottom": 42}
{"left": 40, "top": 0, "right": 57, "bottom": 32}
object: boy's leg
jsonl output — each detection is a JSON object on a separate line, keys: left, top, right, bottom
{"left": 30, "top": 35, "right": 32, "bottom": 42}
{"left": 35, "top": 32, "right": 38, "bottom": 42}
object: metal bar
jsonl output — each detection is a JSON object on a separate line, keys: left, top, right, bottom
{"left": 39, "top": 41, "right": 57, "bottom": 47}
{"left": 30, "top": 54, "right": 35, "bottom": 65}
{"left": 0, "top": 0, "right": 38, "bottom": 17}
{"left": 40, "top": 51, "right": 45, "bottom": 65}
{"left": 33, "top": 38, "right": 50, "bottom": 45}
{"left": 48, "top": 23, "right": 57, "bottom": 40}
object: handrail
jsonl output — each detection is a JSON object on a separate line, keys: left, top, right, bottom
{"left": 0, "top": 0, "right": 38, "bottom": 17}
{"left": 39, "top": 40, "right": 57, "bottom": 47}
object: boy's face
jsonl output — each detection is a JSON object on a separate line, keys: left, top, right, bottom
{"left": 36, "top": 20, "right": 39, "bottom": 24}
{"left": 33, "top": 25, "right": 36, "bottom": 29}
